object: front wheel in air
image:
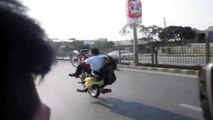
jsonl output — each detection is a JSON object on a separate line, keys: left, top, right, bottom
{"left": 70, "top": 53, "right": 80, "bottom": 67}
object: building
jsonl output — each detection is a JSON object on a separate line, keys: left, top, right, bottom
{"left": 196, "top": 26, "right": 213, "bottom": 43}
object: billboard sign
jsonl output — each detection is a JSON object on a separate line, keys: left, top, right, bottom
{"left": 127, "top": 0, "right": 142, "bottom": 24}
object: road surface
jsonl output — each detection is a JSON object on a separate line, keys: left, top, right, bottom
{"left": 36, "top": 61, "right": 204, "bottom": 120}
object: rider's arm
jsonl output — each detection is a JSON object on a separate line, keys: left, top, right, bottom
{"left": 84, "top": 56, "right": 93, "bottom": 64}
{"left": 84, "top": 59, "right": 90, "bottom": 64}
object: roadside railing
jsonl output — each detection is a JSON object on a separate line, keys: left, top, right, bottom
{"left": 54, "top": 43, "right": 213, "bottom": 66}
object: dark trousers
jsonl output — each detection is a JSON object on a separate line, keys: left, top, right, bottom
{"left": 75, "top": 63, "right": 91, "bottom": 76}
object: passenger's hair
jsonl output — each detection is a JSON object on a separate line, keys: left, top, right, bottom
{"left": 104, "top": 55, "right": 117, "bottom": 70}
{"left": 0, "top": 0, "right": 55, "bottom": 120}
{"left": 91, "top": 48, "right": 100, "bottom": 55}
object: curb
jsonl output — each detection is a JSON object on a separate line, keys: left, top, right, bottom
{"left": 117, "top": 64, "right": 199, "bottom": 75}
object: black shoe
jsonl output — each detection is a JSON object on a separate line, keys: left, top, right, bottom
{"left": 68, "top": 73, "right": 79, "bottom": 78}
{"left": 78, "top": 81, "right": 85, "bottom": 84}
{"left": 77, "top": 89, "right": 87, "bottom": 92}
{"left": 100, "top": 88, "right": 112, "bottom": 94}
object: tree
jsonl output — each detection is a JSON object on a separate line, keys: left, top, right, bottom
{"left": 180, "top": 27, "right": 196, "bottom": 44}
{"left": 119, "top": 24, "right": 131, "bottom": 36}
{"left": 159, "top": 26, "right": 196, "bottom": 44}
{"left": 120, "top": 23, "right": 141, "bottom": 64}
{"left": 120, "top": 24, "right": 163, "bottom": 64}
{"left": 138, "top": 25, "right": 162, "bottom": 42}
{"left": 158, "top": 26, "right": 179, "bottom": 42}
{"left": 138, "top": 25, "right": 162, "bottom": 64}
{"left": 120, "top": 24, "right": 162, "bottom": 42}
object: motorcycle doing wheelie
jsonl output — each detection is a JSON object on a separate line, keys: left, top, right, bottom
{"left": 69, "top": 50, "right": 116, "bottom": 98}
{"left": 70, "top": 49, "right": 89, "bottom": 67}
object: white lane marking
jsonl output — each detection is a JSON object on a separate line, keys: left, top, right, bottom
{"left": 119, "top": 68, "right": 197, "bottom": 78}
{"left": 179, "top": 104, "right": 202, "bottom": 112}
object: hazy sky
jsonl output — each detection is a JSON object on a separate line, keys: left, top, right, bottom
{"left": 23, "top": 0, "right": 213, "bottom": 41}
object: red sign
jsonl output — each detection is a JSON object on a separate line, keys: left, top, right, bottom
{"left": 127, "top": 0, "right": 142, "bottom": 24}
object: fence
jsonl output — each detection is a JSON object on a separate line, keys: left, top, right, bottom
{"left": 53, "top": 41, "right": 213, "bottom": 66}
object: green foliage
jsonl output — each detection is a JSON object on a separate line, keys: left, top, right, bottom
{"left": 120, "top": 24, "right": 196, "bottom": 44}
{"left": 158, "top": 26, "right": 196, "bottom": 43}
{"left": 119, "top": 24, "right": 131, "bottom": 36}
{"left": 138, "top": 25, "right": 163, "bottom": 42}
{"left": 119, "top": 24, "right": 162, "bottom": 42}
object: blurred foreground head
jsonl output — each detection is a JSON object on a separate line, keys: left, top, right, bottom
{"left": 0, "top": 0, "right": 55, "bottom": 120}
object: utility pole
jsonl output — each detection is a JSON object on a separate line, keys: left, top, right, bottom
{"left": 163, "top": 17, "right": 166, "bottom": 28}
{"left": 206, "top": 32, "right": 210, "bottom": 64}
{"left": 163, "top": 17, "right": 168, "bottom": 47}
{"left": 133, "top": 23, "right": 139, "bottom": 64}
{"left": 206, "top": 30, "right": 213, "bottom": 64}
{"left": 127, "top": 0, "right": 141, "bottom": 65}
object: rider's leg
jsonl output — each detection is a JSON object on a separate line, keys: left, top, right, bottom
{"left": 99, "top": 81, "right": 112, "bottom": 94}
{"left": 69, "top": 63, "right": 90, "bottom": 77}
{"left": 99, "top": 74, "right": 115, "bottom": 94}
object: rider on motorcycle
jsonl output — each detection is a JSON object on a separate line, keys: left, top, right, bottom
{"left": 99, "top": 55, "right": 117, "bottom": 87}
{"left": 69, "top": 48, "right": 116, "bottom": 93}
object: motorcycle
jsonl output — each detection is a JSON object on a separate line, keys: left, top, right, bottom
{"left": 70, "top": 49, "right": 106, "bottom": 67}
{"left": 69, "top": 49, "right": 112, "bottom": 98}
{"left": 70, "top": 49, "right": 89, "bottom": 67}
{"left": 77, "top": 70, "right": 106, "bottom": 98}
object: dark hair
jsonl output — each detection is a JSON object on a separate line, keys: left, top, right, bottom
{"left": 91, "top": 48, "right": 100, "bottom": 55}
{"left": 106, "top": 55, "right": 117, "bottom": 70}
{"left": 0, "top": 0, "right": 55, "bottom": 120}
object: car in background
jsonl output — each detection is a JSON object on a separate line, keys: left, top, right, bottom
{"left": 107, "top": 50, "right": 134, "bottom": 60}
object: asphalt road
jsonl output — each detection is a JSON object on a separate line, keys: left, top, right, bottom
{"left": 36, "top": 61, "right": 204, "bottom": 120}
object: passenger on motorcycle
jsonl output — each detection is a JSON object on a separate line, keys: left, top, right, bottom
{"left": 99, "top": 55, "right": 117, "bottom": 88}
{"left": 69, "top": 48, "right": 116, "bottom": 93}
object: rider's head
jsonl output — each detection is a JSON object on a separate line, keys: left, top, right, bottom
{"left": 90, "top": 48, "right": 100, "bottom": 56}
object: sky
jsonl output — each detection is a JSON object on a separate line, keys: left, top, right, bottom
{"left": 22, "top": 0, "right": 213, "bottom": 41}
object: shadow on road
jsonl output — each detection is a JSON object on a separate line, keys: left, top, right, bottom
{"left": 91, "top": 97, "right": 194, "bottom": 120}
